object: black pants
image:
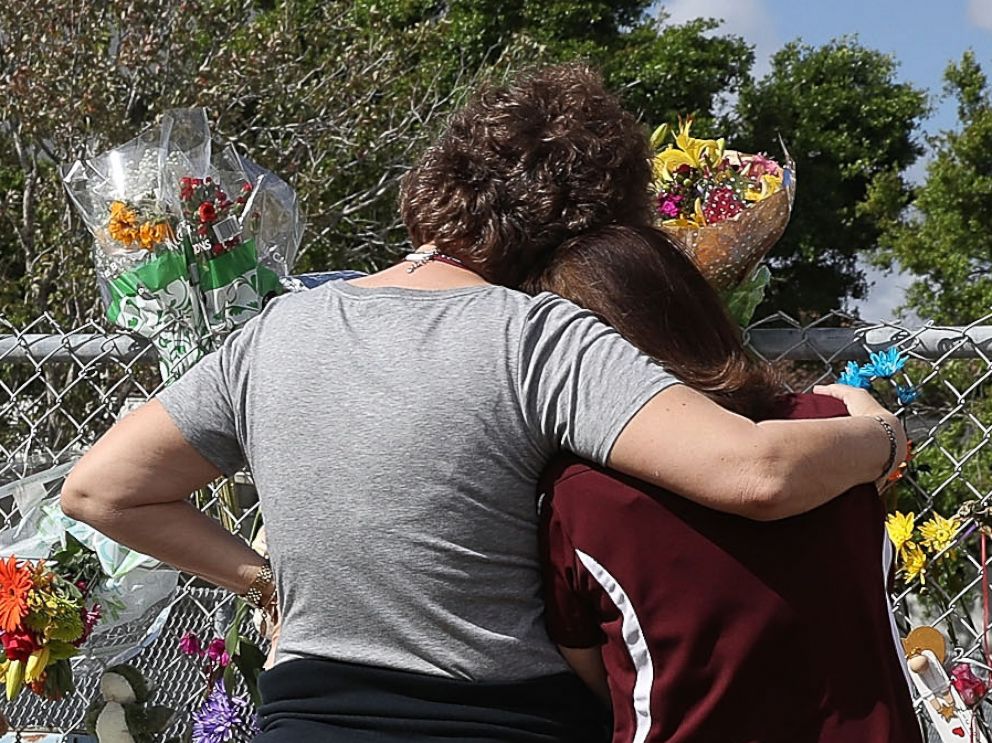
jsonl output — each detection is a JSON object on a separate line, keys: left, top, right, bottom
{"left": 255, "top": 658, "right": 610, "bottom": 742}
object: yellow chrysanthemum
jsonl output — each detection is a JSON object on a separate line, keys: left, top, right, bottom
{"left": 918, "top": 513, "right": 961, "bottom": 554}
{"left": 885, "top": 511, "right": 915, "bottom": 552}
{"left": 901, "top": 541, "right": 927, "bottom": 583}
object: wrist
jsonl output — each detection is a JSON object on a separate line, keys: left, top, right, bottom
{"left": 241, "top": 561, "right": 276, "bottom": 609}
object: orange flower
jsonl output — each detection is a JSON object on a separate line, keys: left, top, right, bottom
{"left": 139, "top": 222, "right": 156, "bottom": 250}
{"left": 0, "top": 557, "right": 33, "bottom": 632}
{"left": 107, "top": 201, "right": 140, "bottom": 247}
{"left": 153, "top": 221, "right": 172, "bottom": 244}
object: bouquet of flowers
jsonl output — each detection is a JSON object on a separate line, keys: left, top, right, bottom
{"left": 0, "top": 535, "right": 108, "bottom": 700}
{"left": 650, "top": 118, "right": 796, "bottom": 325}
{"left": 62, "top": 108, "right": 304, "bottom": 383}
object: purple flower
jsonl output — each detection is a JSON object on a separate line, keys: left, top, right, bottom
{"left": 179, "top": 632, "right": 203, "bottom": 657}
{"left": 192, "top": 681, "right": 252, "bottom": 743}
{"left": 205, "top": 637, "right": 227, "bottom": 663}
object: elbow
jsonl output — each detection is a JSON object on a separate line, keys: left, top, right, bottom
{"left": 735, "top": 449, "right": 798, "bottom": 522}
{"left": 60, "top": 468, "right": 103, "bottom": 525}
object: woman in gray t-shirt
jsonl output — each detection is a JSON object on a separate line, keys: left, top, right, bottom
{"left": 61, "top": 64, "right": 906, "bottom": 740}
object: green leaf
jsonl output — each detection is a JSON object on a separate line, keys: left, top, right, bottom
{"left": 234, "top": 640, "right": 266, "bottom": 707}
{"left": 723, "top": 265, "right": 771, "bottom": 326}
{"left": 222, "top": 661, "right": 239, "bottom": 695}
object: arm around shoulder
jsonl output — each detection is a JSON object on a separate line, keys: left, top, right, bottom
{"left": 606, "top": 384, "right": 905, "bottom": 521}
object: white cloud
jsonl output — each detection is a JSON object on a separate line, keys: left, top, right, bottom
{"left": 656, "top": 0, "right": 780, "bottom": 77}
{"left": 969, "top": 0, "right": 992, "bottom": 31}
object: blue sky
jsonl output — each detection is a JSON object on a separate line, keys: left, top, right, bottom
{"left": 656, "top": 0, "right": 992, "bottom": 319}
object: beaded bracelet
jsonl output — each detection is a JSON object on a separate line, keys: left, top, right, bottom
{"left": 874, "top": 415, "right": 899, "bottom": 480}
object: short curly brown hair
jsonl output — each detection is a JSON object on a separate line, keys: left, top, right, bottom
{"left": 399, "top": 63, "right": 653, "bottom": 287}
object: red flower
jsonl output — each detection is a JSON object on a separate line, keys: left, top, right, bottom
{"left": 2, "top": 628, "right": 39, "bottom": 662}
{"left": 198, "top": 202, "right": 216, "bottom": 223}
{"left": 241, "top": 182, "right": 253, "bottom": 193}
{"left": 702, "top": 186, "right": 745, "bottom": 225}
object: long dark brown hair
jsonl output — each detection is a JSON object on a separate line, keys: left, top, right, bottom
{"left": 524, "top": 225, "right": 781, "bottom": 421}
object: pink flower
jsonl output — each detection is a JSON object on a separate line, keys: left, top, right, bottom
{"left": 657, "top": 193, "right": 683, "bottom": 219}
{"left": 743, "top": 153, "right": 781, "bottom": 179}
{"left": 219, "top": 651, "right": 231, "bottom": 667}
{"left": 179, "top": 632, "right": 203, "bottom": 657}
{"left": 951, "top": 663, "right": 987, "bottom": 706}
{"left": 205, "top": 637, "right": 227, "bottom": 663}
{"left": 76, "top": 604, "right": 102, "bottom": 645}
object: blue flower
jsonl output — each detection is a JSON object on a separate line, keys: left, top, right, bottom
{"left": 896, "top": 385, "right": 920, "bottom": 405}
{"left": 838, "top": 361, "right": 872, "bottom": 389}
{"left": 862, "top": 347, "right": 908, "bottom": 379}
{"left": 192, "top": 681, "right": 252, "bottom": 743}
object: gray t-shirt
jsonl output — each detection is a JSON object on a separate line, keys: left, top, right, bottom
{"left": 157, "top": 280, "right": 678, "bottom": 680}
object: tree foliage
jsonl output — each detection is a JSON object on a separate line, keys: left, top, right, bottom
{"left": 0, "top": 1, "right": 931, "bottom": 328}
{"left": 876, "top": 51, "right": 992, "bottom": 324}
{"left": 733, "top": 38, "right": 929, "bottom": 319}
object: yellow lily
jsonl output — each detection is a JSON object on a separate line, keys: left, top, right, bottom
{"left": 25, "top": 646, "right": 50, "bottom": 683}
{"left": 673, "top": 118, "right": 724, "bottom": 166}
{"left": 6, "top": 658, "right": 24, "bottom": 700}
{"left": 654, "top": 148, "right": 696, "bottom": 180}
{"left": 653, "top": 118, "right": 725, "bottom": 181}
{"left": 693, "top": 197, "right": 707, "bottom": 226}
{"left": 745, "top": 173, "right": 783, "bottom": 202}
{"left": 649, "top": 123, "right": 670, "bottom": 151}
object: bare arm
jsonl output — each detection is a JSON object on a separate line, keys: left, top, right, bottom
{"left": 559, "top": 646, "right": 611, "bottom": 705}
{"left": 60, "top": 400, "right": 266, "bottom": 594}
{"left": 608, "top": 384, "right": 905, "bottom": 521}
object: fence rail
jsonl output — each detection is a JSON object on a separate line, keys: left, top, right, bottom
{"left": 3, "top": 308, "right": 992, "bottom": 741}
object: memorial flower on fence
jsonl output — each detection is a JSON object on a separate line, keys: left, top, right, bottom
{"left": 648, "top": 117, "right": 796, "bottom": 325}
{"left": 884, "top": 510, "right": 962, "bottom": 585}
{"left": 0, "top": 536, "right": 108, "bottom": 700}
{"left": 62, "top": 107, "right": 305, "bottom": 384}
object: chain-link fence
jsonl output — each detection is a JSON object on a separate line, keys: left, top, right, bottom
{"left": 3, "top": 308, "right": 992, "bottom": 740}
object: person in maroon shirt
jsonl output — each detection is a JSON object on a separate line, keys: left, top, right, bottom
{"left": 525, "top": 225, "right": 921, "bottom": 743}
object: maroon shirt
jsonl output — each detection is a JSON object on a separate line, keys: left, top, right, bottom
{"left": 539, "top": 393, "right": 921, "bottom": 743}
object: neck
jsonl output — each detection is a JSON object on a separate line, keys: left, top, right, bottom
{"left": 349, "top": 244, "right": 491, "bottom": 291}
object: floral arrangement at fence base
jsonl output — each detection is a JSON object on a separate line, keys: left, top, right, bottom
{"left": 84, "top": 664, "right": 174, "bottom": 743}
{"left": 179, "top": 599, "right": 265, "bottom": 742}
{"left": 649, "top": 118, "right": 796, "bottom": 325}
{"left": 0, "top": 535, "right": 109, "bottom": 700}
{"left": 62, "top": 108, "right": 305, "bottom": 383}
